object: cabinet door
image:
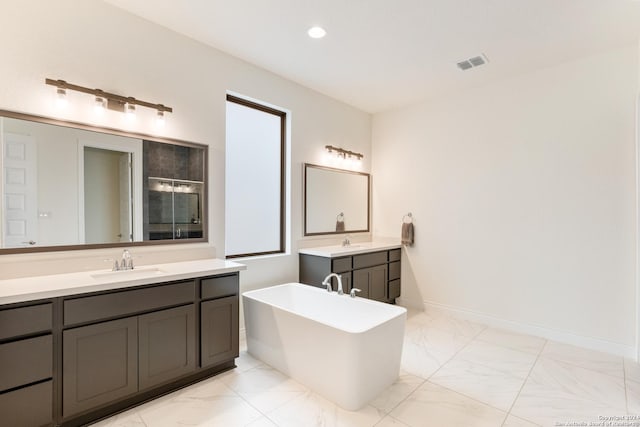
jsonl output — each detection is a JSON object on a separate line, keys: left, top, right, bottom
{"left": 201, "top": 296, "right": 239, "bottom": 368}
{"left": 352, "top": 269, "right": 370, "bottom": 299}
{"left": 63, "top": 317, "right": 137, "bottom": 417}
{"left": 139, "top": 305, "right": 196, "bottom": 390}
{"left": 368, "top": 264, "right": 388, "bottom": 302}
{"left": 353, "top": 265, "right": 387, "bottom": 301}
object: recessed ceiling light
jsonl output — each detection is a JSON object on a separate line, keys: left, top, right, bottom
{"left": 307, "top": 26, "right": 326, "bottom": 39}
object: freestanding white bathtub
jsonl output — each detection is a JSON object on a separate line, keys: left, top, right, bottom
{"left": 242, "top": 283, "right": 406, "bottom": 410}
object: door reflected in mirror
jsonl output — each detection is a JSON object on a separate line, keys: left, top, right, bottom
{"left": 83, "top": 147, "right": 133, "bottom": 244}
{"left": 0, "top": 111, "right": 207, "bottom": 253}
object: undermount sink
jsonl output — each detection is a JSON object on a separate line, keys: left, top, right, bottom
{"left": 91, "top": 267, "right": 166, "bottom": 280}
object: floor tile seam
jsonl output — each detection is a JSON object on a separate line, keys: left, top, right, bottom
{"left": 422, "top": 379, "right": 509, "bottom": 415}
{"left": 538, "top": 353, "right": 626, "bottom": 381}
{"left": 442, "top": 353, "right": 539, "bottom": 381}
{"left": 375, "top": 377, "right": 427, "bottom": 418}
{"left": 474, "top": 336, "right": 546, "bottom": 356}
{"left": 502, "top": 340, "right": 546, "bottom": 427}
{"left": 372, "top": 413, "right": 409, "bottom": 427}
{"left": 408, "top": 319, "right": 487, "bottom": 341}
{"left": 231, "top": 384, "right": 284, "bottom": 427}
{"left": 424, "top": 325, "right": 482, "bottom": 380}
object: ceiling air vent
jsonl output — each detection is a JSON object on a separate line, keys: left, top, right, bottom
{"left": 456, "top": 53, "right": 489, "bottom": 71}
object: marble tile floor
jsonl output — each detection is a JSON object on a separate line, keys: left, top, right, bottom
{"left": 94, "top": 309, "right": 639, "bottom": 427}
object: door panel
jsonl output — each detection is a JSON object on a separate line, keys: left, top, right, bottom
{"left": 2, "top": 132, "right": 37, "bottom": 248}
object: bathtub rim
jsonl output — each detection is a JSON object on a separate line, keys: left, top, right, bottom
{"left": 242, "top": 282, "right": 407, "bottom": 334}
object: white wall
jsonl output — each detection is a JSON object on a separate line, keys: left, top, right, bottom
{"left": 372, "top": 46, "right": 638, "bottom": 355}
{"left": 0, "top": 0, "right": 371, "bottom": 304}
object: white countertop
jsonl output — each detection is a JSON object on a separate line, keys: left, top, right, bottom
{"left": 0, "top": 258, "right": 246, "bottom": 305}
{"left": 299, "top": 241, "right": 402, "bottom": 258}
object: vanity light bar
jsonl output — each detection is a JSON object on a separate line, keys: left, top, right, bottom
{"left": 45, "top": 78, "right": 172, "bottom": 115}
{"left": 325, "top": 145, "right": 364, "bottom": 160}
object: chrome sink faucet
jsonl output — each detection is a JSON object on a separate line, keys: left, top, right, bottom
{"left": 342, "top": 234, "right": 352, "bottom": 247}
{"left": 322, "top": 273, "right": 344, "bottom": 295}
{"left": 114, "top": 249, "right": 134, "bottom": 271}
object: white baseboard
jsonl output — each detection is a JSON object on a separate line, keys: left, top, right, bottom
{"left": 418, "top": 299, "right": 636, "bottom": 360}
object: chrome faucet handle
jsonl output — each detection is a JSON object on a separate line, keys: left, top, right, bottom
{"left": 121, "top": 249, "right": 133, "bottom": 270}
{"left": 112, "top": 260, "right": 120, "bottom": 271}
{"left": 324, "top": 281, "right": 332, "bottom": 292}
{"left": 350, "top": 288, "right": 361, "bottom": 298}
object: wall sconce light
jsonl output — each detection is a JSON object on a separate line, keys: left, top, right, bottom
{"left": 156, "top": 110, "right": 165, "bottom": 127}
{"left": 125, "top": 100, "right": 136, "bottom": 118}
{"left": 46, "top": 78, "right": 172, "bottom": 123}
{"left": 55, "top": 86, "right": 67, "bottom": 107}
{"left": 94, "top": 90, "right": 106, "bottom": 112}
{"left": 325, "top": 145, "right": 364, "bottom": 161}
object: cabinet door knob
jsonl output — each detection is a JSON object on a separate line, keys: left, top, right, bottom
{"left": 21, "top": 240, "right": 36, "bottom": 245}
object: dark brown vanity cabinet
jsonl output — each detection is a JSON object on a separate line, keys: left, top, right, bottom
{"left": 62, "top": 280, "right": 197, "bottom": 418}
{"left": 62, "top": 304, "right": 198, "bottom": 417}
{"left": 0, "top": 271, "right": 241, "bottom": 426}
{"left": 299, "top": 248, "right": 401, "bottom": 303}
{"left": 200, "top": 275, "right": 240, "bottom": 368}
{"left": 0, "top": 302, "right": 53, "bottom": 427}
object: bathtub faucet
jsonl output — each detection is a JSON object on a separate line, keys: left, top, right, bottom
{"left": 322, "top": 273, "right": 344, "bottom": 295}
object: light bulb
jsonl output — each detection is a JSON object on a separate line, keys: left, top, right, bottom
{"left": 308, "top": 26, "right": 326, "bottom": 39}
{"left": 125, "top": 102, "right": 136, "bottom": 119}
{"left": 55, "top": 87, "right": 67, "bottom": 107}
{"left": 94, "top": 95, "right": 106, "bottom": 112}
{"left": 156, "top": 110, "right": 165, "bottom": 127}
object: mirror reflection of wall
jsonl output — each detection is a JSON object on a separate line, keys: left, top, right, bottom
{"left": 304, "top": 163, "right": 370, "bottom": 235}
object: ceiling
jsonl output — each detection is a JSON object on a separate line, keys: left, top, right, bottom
{"left": 103, "top": 0, "right": 640, "bottom": 113}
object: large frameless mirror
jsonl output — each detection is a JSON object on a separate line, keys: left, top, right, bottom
{"left": 0, "top": 110, "right": 207, "bottom": 254}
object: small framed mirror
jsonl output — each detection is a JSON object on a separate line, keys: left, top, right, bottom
{"left": 304, "top": 163, "right": 370, "bottom": 236}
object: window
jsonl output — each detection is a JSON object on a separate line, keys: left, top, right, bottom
{"left": 225, "top": 94, "right": 286, "bottom": 258}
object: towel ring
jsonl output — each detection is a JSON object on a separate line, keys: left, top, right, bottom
{"left": 402, "top": 212, "right": 413, "bottom": 224}
{"left": 336, "top": 212, "right": 344, "bottom": 221}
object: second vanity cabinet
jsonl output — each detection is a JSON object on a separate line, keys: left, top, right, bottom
{"left": 0, "top": 269, "right": 240, "bottom": 427}
{"left": 299, "top": 247, "right": 401, "bottom": 303}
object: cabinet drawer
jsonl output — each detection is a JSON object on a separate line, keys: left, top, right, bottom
{"left": 331, "top": 257, "right": 352, "bottom": 273}
{"left": 64, "top": 281, "right": 195, "bottom": 326}
{"left": 389, "top": 248, "right": 401, "bottom": 262}
{"left": 353, "top": 251, "right": 387, "bottom": 269}
{"left": 0, "top": 380, "right": 52, "bottom": 427}
{"left": 0, "top": 335, "right": 52, "bottom": 392}
{"left": 389, "top": 261, "right": 401, "bottom": 280}
{"left": 389, "top": 279, "right": 401, "bottom": 300}
{"left": 0, "top": 303, "right": 52, "bottom": 340}
{"left": 201, "top": 274, "right": 238, "bottom": 300}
